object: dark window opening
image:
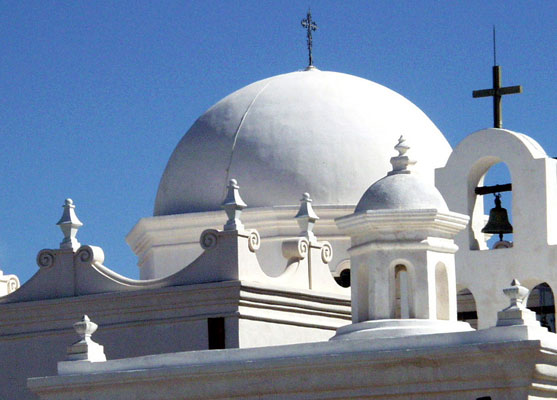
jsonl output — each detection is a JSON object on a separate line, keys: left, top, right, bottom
{"left": 527, "top": 283, "right": 556, "bottom": 333}
{"left": 208, "top": 317, "right": 225, "bottom": 349}
{"left": 334, "top": 269, "right": 351, "bottom": 288}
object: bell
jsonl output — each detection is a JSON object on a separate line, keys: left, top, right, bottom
{"left": 482, "top": 193, "right": 513, "bottom": 241}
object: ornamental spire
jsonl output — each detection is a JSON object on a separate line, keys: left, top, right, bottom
{"left": 56, "top": 198, "right": 83, "bottom": 251}
{"left": 295, "top": 192, "right": 319, "bottom": 242}
{"left": 301, "top": 9, "right": 318, "bottom": 68}
{"left": 388, "top": 136, "right": 416, "bottom": 176}
{"left": 221, "top": 179, "right": 247, "bottom": 231}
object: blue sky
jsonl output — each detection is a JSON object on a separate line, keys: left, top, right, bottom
{"left": 1, "top": 1, "right": 555, "bottom": 282}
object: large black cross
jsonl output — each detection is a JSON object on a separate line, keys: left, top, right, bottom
{"left": 301, "top": 10, "right": 318, "bottom": 67}
{"left": 472, "top": 65, "right": 522, "bottom": 128}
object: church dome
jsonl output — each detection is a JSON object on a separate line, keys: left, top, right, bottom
{"left": 154, "top": 69, "right": 451, "bottom": 216}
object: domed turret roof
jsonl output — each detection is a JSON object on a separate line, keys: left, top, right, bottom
{"left": 355, "top": 137, "right": 448, "bottom": 213}
{"left": 154, "top": 69, "right": 451, "bottom": 216}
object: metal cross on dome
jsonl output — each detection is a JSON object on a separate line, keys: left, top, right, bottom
{"left": 301, "top": 9, "right": 318, "bottom": 68}
{"left": 472, "top": 27, "right": 522, "bottom": 129}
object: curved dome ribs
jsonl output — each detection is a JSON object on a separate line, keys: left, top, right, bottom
{"left": 224, "top": 81, "right": 272, "bottom": 197}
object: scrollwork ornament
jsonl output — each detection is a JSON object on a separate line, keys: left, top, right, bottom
{"left": 76, "top": 246, "right": 105, "bottom": 264}
{"left": 7, "top": 277, "right": 19, "bottom": 294}
{"left": 200, "top": 229, "right": 219, "bottom": 250}
{"left": 247, "top": 230, "right": 261, "bottom": 252}
{"left": 321, "top": 242, "right": 333, "bottom": 263}
{"left": 78, "top": 246, "right": 93, "bottom": 262}
{"left": 37, "top": 249, "right": 56, "bottom": 269}
{"left": 297, "top": 238, "right": 309, "bottom": 258}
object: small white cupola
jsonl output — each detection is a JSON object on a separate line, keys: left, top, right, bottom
{"left": 334, "top": 137, "right": 472, "bottom": 339}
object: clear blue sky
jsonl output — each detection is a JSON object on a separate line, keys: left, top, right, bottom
{"left": 1, "top": 1, "right": 555, "bottom": 283}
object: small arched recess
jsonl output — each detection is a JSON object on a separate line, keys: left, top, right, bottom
{"left": 391, "top": 263, "right": 413, "bottom": 319}
{"left": 527, "top": 282, "right": 555, "bottom": 333}
{"left": 468, "top": 160, "right": 513, "bottom": 250}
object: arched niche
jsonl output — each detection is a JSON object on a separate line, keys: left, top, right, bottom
{"left": 389, "top": 262, "right": 414, "bottom": 319}
{"left": 435, "top": 263, "right": 450, "bottom": 320}
{"left": 527, "top": 282, "right": 555, "bottom": 332}
{"left": 457, "top": 288, "right": 478, "bottom": 329}
{"left": 468, "top": 159, "right": 513, "bottom": 250}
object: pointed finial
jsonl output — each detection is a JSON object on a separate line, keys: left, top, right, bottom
{"left": 66, "top": 315, "right": 106, "bottom": 362}
{"left": 388, "top": 136, "right": 416, "bottom": 176}
{"left": 295, "top": 192, "right": 319, "bottom": 242}
{"left": 502, "top": 279, "right": 529, "bottom": 310}
{"left": 394, "top": 135, "right": 410, "bottom": 156}
{"left": 73, "top": 315, "right": 97, "bottom": 339}
{"left": 221, "top": 179, "right": 247, "bottom": 231}
{"left": 56, "top": 198, "right": 83, "bottom": 251}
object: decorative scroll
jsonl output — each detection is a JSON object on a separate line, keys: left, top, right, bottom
{"left": 200, "top": 229, "right": 219, "bottom": 250}
{"left": 282, "top": 238, "right": 309, "bottom": 260}
{"left": 247, "top": 230, "right": 261, "bottom": 252}
{"left": 321, "top": 242, "right": 333, "bottom": 264}
{"left": 37, "top": 249, "right": 56, "bottom": 269}
{"left": 7, "top": 277, "right": 19, "bottom": 294}
{"left": 76, "top": 245, "right": 105, "bottom": 264}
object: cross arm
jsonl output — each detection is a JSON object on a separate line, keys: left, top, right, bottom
{"left": 498, "top": 85, "right": 522, "bottom": 95}
{"left": 473, "top": 88, "right": 495, "bottom": 98}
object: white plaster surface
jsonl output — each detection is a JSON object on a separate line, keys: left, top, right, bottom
{"left": 1, "top": 280, "right": 349, "bottom": 399}
{"left": 28, "top": 324, "right": 557, "bottom": 399}
{"left": 154, "top": 69, "right": 451, "bottom": 216}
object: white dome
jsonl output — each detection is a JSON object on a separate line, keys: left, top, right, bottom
{"left": 354, "top": 173, "right": 449, "bottom": 213}
{"left": 154, "top": 69, "right": 451, "bottom": 216}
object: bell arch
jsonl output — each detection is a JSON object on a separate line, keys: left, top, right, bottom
{"left": 467, "top": 160, "right": 513, "bottom": 250}
{"left": 526, "top": 282, "right": 555, "bottom": 332}
{"left": 436, "top": 128, "right": 554, "bottom": 250}
{"left": 457, "top": 288, "right": 478, "bottom": 329}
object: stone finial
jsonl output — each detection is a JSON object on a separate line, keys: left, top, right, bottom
{"left": 295, "top": 192, "right": 319, "bottom": 242}
{"left": 388, "top": 135, "right": 416, "bottom": 176}
{"left": 503, "top": 279, "right": 529, "bottom": 310}
{"left": 222, "top": 179, "right": 247, "bottom": 231}
{"left": 496, "top": 279, "right": 540, "bottom": 327}
{"left": 67, "top": 315, "right": 106, "bottom": 362}
{"left": 56, "top": 198, "right": 83, "bottom": 251}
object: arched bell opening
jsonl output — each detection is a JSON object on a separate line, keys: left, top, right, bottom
{"left": 468, "top": 160, "right": 513, "bottom": 250}
{"left": 457, "top": 288, "right": 478, "bottom": 329}
{"left": 435, "top": 263, "right": 450, "bottom": 320}
{"left": 526, "top": 282, "right": 555, "bottom": 333}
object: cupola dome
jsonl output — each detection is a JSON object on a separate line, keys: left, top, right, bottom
{"left": 355, "top": 136, "right": 449, "bottom": 213}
